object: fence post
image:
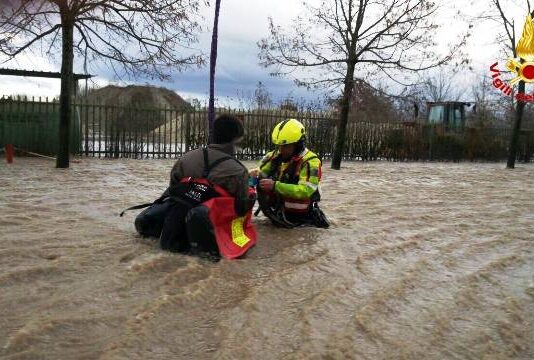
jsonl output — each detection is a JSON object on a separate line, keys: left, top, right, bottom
{"left": 428, "top": 124, "right": 434, "bottom": 161}
{"left": 5, "top": 144, "right": 14, "bottom": 163}
{"left": 184, "top": 112, "right": 191, "bottom": 152}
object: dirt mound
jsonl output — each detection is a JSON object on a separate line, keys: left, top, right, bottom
{"left": 83, "top": 85, "right": 191, "bottom": 110}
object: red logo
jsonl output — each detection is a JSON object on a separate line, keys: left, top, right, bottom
{"left": 491, "top": 14, "right": 534, "bottom": 101}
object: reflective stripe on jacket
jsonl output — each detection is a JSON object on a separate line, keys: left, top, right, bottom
{"left": 259, "top": 149, "right": 322, "bottom": 212}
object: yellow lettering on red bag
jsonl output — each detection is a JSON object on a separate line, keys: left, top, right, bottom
{"left": 231, "top": 217, "right": 250, "bottom": 248}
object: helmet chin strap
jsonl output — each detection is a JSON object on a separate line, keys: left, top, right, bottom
{"left": 293, "top": 139, "right": 306, "bottom": 156}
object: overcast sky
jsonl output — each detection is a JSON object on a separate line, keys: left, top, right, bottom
{"left": 0, "top": 0, "right": 531, "bottom": 105}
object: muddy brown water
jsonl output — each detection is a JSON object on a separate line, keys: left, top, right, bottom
{"left": 0, "top": 158, "right": 533, "bottom": 359}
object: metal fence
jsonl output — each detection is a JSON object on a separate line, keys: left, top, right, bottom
{"left": 1, "top": 97, "right": 533, "bottom": 162}
{"left": 77, "top": 101, "right": 337, "bottom": 160}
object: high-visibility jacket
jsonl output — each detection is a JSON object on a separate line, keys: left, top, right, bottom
{"left": 258, "top": 148, "right": 322, "bottom": 213}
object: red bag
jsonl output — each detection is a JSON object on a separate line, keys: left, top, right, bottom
{"left": 203, "top": 193, "right": 257, "bottom": 259}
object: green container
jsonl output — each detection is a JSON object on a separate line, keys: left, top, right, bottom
{"left": 0, "top": 100, "right": 80, "bottom": 156}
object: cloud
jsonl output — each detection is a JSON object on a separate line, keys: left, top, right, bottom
{"left": 1, "top": 0, "right": 315, "bottom": 101}
{"left": 2, "top": 0, "right": 518, "bottom": 104}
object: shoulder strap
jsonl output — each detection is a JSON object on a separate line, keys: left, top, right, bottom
{"left": 119, "top": 203, "right": 155, "bottom": 217}
{"left": 260, "top": 151, "right": 278, "bottom": 168}
{"left": 292, "top": 155, "right": 320, "bottom": 180}
{"left": 299, "top": 155, "right": 319, "bottom": 170}
{"left": 266, "top": 153, "right": 282, "bottom": 178}
{"left": 202, "top": 147, "right": 210, "bottom": 177}
{"left": 302, "top": 155, "right": 319, "bottom": 164}
{"left": 119, "top": 188, "right": 170, "bottom": 217}
{"left": 301, "top": 155, "right": 320, "bottom": 181}
{"left": 208, "top": 156, "right": 234, "bottom": 172}
{"left": 202, "top": 147, "right": 244, "bottom": 177}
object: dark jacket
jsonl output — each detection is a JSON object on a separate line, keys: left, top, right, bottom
{"left": 170, "top": 143, "right": 253, "bottom": 215}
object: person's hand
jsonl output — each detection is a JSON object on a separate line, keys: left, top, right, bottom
{"left": 259, "top": 178, "right": 275, "bottom": 191}
{"left": 248, "top": 167, "right": 260, "bottom": 177}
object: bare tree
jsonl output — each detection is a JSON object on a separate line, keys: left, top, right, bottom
{"left": 421, "top": 71, "right": 463, "bottom": 102}
{"left": 254, "top": 81, "right": 273, "bottom": 110}
{"left": 348, "top": 79, "right": 396, "bottom": 123}
{"left": 259, "top": 0, "right": 465, "bottom": 169}
{"left": 470, "top": 73, "right": 510, "bottom": 128}
{"left": 0, "top": 0, "right": 204, "bottom": 168}
{"left": 233, "top": 81, "right": 274, "bottom": 110}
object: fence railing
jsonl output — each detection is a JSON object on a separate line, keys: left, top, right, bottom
{"left": 1, "top": 97, "right": 533, "bottom": 162}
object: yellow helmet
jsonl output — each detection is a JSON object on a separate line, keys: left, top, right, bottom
{"left": 271, "top": 119, "right": 306, "bottom": 145}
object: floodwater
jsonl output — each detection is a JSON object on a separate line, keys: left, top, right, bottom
{"left": 1, "top": 158, "right": 533, "bottom": 360}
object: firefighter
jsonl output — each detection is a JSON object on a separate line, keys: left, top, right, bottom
{"left": 252, "top": 118, "right": 329, "bottom": 228}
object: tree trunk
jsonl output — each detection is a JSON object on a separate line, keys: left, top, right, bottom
{"left": 331, "top": 61, "right": 356, "bottom": 170}
{"left": 507, "top": 80, "right": 524, "bottom": 168}
{"left": 208, "top": 0, "right": 221, "bottom": 144}
{"left": 57, "top": 17, "right": 74, "bottom": 168}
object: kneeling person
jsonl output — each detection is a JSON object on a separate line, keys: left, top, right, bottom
{"left": 254, "top": 118, "right": 329, "bottom": 228}
{"left": 131, "top": 115, "right": 256, "bottom": 260}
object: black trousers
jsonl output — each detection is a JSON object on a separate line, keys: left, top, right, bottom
{"left": 134, "top": 199, "right": 174, "bottom": 238}
{"left": 273, "top": 205, "right": 329, "bottom": 229}
{"left": 135, "top": 200, "right": 219, "bottom": 258}
{"left": 159, "top": 202, "right": 219, "bottom": 258}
